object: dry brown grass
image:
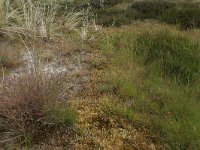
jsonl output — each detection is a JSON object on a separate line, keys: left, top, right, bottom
{"left": 67, "top": 49, "right": 156, "bottom": 150}
{"left": 0, "top": 0, "right": 83, "bottom": 40}
{"left": 0, "top": 48, "right": 19, "bottom": 69}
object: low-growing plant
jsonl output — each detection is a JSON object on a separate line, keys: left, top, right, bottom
{"left": 102, "top": 99, "right": 135, "bottom": 122}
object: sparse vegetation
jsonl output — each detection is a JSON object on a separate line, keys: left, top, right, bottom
{"left": 0, "top": 0, "right": 200, "bottom": 149}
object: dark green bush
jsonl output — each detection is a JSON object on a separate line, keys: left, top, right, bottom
{"left": 94, "top": 0, "right": 200, "bottom": 29}
{"left": 161, "top": 7, "right": 200, "bottom": 29}
{"left": 90, "top": 0, "right": 125, "bottom": 8}
{"left": 95, "top": 8, "right": 128, "bottom": 26}
{"left": 131, "top": 1, "right": 174, "bottom": 19}
{"left": 136, "top": 30, "right": 200, "bottom": 84}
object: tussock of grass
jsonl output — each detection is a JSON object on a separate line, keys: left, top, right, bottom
{"left": 0, "top": 0, "right": 83, "bottom": 40}
{"left": 0, "top": 73, "right": 77, "bottom": 147}
{"left": 136, "top": 30, "right": 200, "bottom": 84}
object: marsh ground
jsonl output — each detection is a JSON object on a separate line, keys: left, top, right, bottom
{"left": 0, "top": 0, "right": 200, "bottom": 149}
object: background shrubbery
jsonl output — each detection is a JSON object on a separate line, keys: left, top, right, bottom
{"left": 95, "top": 8, "right": 126, "bottom": 26}
{"left": 130, "top": 1, "right": 174, "bottom": 19}
{"left": 90, "top": 0, "right": 127, "bottom": 8}
{"left": 41, "top": 0, "right": 200, "bottom": 29}
{"left": 161, "top": 7, "right": 200, "bottom": 29}
{"left": 92, "top": 0, "right": 200, "bottom": 29}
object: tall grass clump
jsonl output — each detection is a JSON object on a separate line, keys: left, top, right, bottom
{"left": 0, "top": 0, "right": 83, "bottom": 40}
{"left": 0, "top": 72, "right": 77, "bottom": 147}
{"left": 97, "top": 24, "right": 200, "bottom": 149}
{"left": 136, "top": 30, "right": 200, "bottom": 84}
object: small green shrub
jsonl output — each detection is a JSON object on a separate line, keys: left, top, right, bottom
{"left": 98, "top": 84, "right": 112, "bottom": 93}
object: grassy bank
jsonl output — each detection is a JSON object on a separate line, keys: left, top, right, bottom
{"left": 97, "top": 22, "right": 200, "bottom": 149}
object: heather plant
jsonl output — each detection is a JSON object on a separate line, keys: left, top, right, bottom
{"left": 0, "top": 72, "right": 77, "bottom": 147}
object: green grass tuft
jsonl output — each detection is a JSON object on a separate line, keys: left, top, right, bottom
{"left": 136, "top": 30, "right": 200, "bottom": 84}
